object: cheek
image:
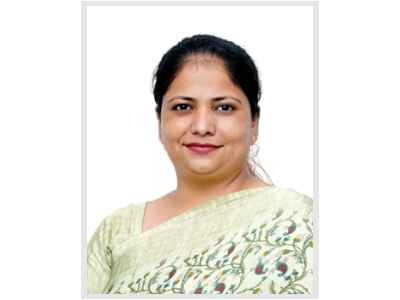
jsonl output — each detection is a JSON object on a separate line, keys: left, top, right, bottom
{"left": 160, "top": 118, "right": 187, "bottom": 144}
{"left": 219, "top": 118, "right": 253, "bottom": 145}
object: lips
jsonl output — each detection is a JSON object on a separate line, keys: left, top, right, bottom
{"left": 185, "top": 143, "right": 222, "bottom": 148}
{"left": 184, "top": 143, "right": 223, "bottom": 155}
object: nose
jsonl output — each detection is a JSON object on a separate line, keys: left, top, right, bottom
{"left": 190, "top": 106, "right": 216, "bottom": 136}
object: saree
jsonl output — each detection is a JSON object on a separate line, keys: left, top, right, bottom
{"left": 87, "top": 186, "right": 314, "bottom": 295}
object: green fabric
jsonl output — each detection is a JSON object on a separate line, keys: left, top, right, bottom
{"left": 87, "top": 186, "right": 313, "bottom": 295}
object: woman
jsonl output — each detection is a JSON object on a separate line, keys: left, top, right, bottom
{"left": 87, "top": 34, "right": 313, "bottom": 295}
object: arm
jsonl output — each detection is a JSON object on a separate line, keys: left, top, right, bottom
{"left": 87, "top": 217, "right": 113, "bottom": 294}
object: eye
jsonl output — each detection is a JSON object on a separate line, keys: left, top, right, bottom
{"left": 216, "top": 104, "right": 235, "bottom": 112}
{"left": 172, "top": 103, "right": 192, "bottom": 111}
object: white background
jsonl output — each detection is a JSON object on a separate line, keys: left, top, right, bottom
{"left": 1, "top": 0, "right": 400, "bottom": 300}
{"left": 86, "top": 5, "right": 313, "bottom": 237}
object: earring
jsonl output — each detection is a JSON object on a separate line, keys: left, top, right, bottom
{"left": 249, "top": 143, "right": 260, "bottom": 158}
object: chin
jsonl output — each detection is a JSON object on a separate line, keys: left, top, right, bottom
{"left": 190, "top": 167, "right": 217, "bottom": 174}
{"left": 187, "top": 163, "right": 220, "bottom": 175}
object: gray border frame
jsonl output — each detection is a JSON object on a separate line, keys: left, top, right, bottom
{"left": 81, "top": 1, "right": 319, "bottom": 298}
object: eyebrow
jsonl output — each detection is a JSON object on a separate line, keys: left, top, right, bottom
{"left": 167, "top": 96, "right": 242, "bottom": 104}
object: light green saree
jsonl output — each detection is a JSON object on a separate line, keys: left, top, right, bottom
{"left": 87, "top": 186, "right": 314, "bottom": 295}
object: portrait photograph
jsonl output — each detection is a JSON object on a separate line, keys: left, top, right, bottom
{"left": 4, "top": 0, "right": 400, "bottom": 300}
{"left": 83, "top": 1, "right": 317, "bottom": 296}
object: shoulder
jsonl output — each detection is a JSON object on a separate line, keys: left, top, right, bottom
{"left": 106, "top": 203, "right": 139, "bottom": 226}
{"left": 268, "top": 185, "right": 312, "bottom": 203}
{"left": 89, "top": 203, "right": 142, "bottom": 247}
{"left": 257, "top": 185, "right": 313, "bottom": 215}
{"left": 247, "top": 186, "right": 314, "bottom": 237}
{"left": 98, "top": 191, "right": 175, "bottom": 236}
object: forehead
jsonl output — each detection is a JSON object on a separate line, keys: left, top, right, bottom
{"left": 184, "top": 54, "right": 225, "bottom": 67}
{"left": 165, "top": 55, "right": 246, "bottom": 99}
{"left": 179, "top": 55, "right": 227, "bottom": 77}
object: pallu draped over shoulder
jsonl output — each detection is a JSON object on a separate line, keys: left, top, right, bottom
{"left": 87, "top": 186, "right": 314, "bottom": 295}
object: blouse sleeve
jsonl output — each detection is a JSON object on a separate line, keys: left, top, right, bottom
{"left": 87, "top": 216, "right": 114, "bottom": 294}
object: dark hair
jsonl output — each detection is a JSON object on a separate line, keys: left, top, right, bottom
{"left": 152, "top": 34, "right": 262, "bottom": 121}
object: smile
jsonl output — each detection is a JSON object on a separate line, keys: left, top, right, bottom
{"left": 184, "top": 144, "right": 223, "bottom": 155}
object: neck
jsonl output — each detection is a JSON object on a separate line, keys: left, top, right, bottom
{"left": 170, "top": 166, "right": 268, "bottom": 210}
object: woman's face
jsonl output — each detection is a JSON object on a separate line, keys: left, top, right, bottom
{"left": 159, "top": 55, "right": 259, "bottom": 181}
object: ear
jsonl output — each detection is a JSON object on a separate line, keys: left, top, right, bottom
{"left": 158, "top": 124, "right": 163, "bottom": 144}
{"left": 157, "top": 113, "right": 163, "bottom": 144}
{"left": 251, "top": 116, "right": 259, "bottom": 144}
